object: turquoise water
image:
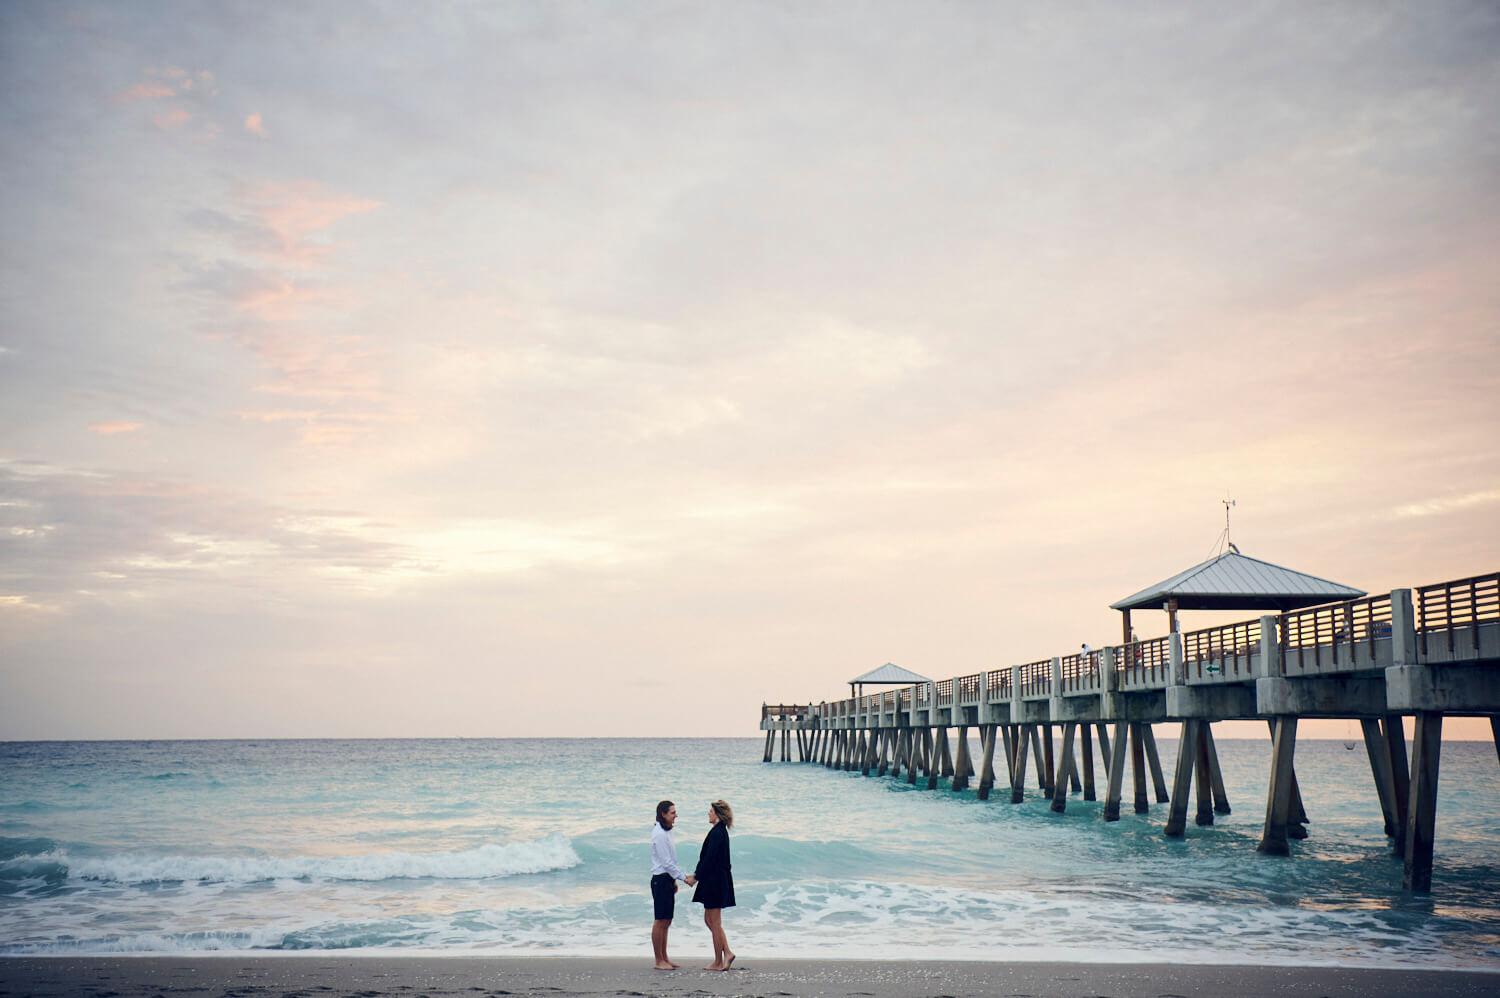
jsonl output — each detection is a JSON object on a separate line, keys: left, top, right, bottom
{"left": 1, "top": 737, "right": 1498, "bottom": 967}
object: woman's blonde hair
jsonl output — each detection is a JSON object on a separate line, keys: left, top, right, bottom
{"left": 711, "top": 799, "right": 734, "bottom": 829}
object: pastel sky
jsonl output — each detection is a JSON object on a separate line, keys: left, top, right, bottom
{"left": 2, "top": 2, "right": 1497, "bottom": 741}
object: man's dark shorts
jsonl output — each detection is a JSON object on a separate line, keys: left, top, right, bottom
{"left": 651, "top": 873, "right": 676, "bottom": 921}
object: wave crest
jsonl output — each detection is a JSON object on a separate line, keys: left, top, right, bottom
{"left": 5, "top": 834, "right": 581, "bottom": 887}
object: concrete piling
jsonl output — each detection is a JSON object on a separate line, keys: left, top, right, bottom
{"left": 1403, "top": 711, "right": 1443, "bottom": 892}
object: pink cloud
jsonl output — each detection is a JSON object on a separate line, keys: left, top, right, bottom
{"left": 88, "top": 422, "right": 143, "bottom": 435}
{"left": 117, "top": 81, "right": 176, "bottom": 102}
{"left": 244, "top": 181, "right": 382, "bottom": 265}
{"left": 231, "top": 278, "right": 343, "bottom": 321}
{"left": 245, "top": 112, "right": 267, "bottom": 137}
{"left": 153, "top": 108, "right": 192, "bottom": 131}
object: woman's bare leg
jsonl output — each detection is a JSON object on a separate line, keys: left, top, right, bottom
{"left": 703, "top": 909, "right": 734, "bottom": 970}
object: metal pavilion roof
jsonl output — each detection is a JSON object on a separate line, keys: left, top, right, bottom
{"left": 1109, "top": 551, "right": 1366, "bottom": 613}
{"left": 849, "top": 662, "right": 931, "bottom": 685}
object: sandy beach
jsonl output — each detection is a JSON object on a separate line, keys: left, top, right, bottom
{"left": 2, "top": 957, "right": 1496, "bottom": 998}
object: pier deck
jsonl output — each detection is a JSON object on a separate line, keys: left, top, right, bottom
{"left": 761, "top": 572, "right": 1499, "bottom": 892}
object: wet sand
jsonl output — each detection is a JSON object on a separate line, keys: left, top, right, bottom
{"left": 2, "top": 956, "right": 1496, "bottom": 998}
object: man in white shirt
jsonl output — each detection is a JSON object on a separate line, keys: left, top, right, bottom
{"left": 650, "top": 800, "right": 694, "bottom": 970}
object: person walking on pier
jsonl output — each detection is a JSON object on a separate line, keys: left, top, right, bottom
{"left": 693, "top": 799, "right": 737, "bottom": 971}
{"left": 650, "top": 800, "right": 693, "bottom": 970}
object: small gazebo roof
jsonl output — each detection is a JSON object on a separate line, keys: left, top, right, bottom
{"left": 850, "top": 662, "right": 930, "bottom": 685}
{"left": 1110, "top": 551, "right": 1365, "bottom": 613}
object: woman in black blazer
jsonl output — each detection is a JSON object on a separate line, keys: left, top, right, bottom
{"left": 692, "top": 799, "right": 736, "bottom": 971}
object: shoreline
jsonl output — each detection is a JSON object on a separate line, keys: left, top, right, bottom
{"left": 2, "top": 956, "right": 1497, "bottom": 998}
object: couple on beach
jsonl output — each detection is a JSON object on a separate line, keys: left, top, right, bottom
{"left": 649, "top": 799, "right": 736, "bottom": 971}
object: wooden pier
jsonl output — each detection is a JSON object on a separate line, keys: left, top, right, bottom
{"left": 760, "top": 571, "right": 1500, "bottom": 892}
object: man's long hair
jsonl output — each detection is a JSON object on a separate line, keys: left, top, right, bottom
{"left": 656, "top": 800, "right": 674, "bottom": 830}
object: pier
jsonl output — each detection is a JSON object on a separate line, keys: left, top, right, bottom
{"left": 760, "top": 569, "right": 1499, "bottom": 892}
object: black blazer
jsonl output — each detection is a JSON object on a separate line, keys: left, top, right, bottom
{"left": 692, "top": 821, "right": 735, "bottom": 909}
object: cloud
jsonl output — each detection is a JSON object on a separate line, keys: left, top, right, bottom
{"left": 87, "top": 422, "right": 143, "bottom": 435}
{"left": 0, "top": 463, "right": 414, "bottom": 609}
{"left": 243, "top": 181, "right": 382, "bottom": 265}
{"left": 117, "top": 82, "right": 176, "bottom": 102}
{"left": 245, "top": 112, "right": 266, "bottom": 137}
{"left": 152, "top": 108, "right": 191, "bottom": 130}
{"left": 1393, "top": 490, "right": 1500, "bottom": 519}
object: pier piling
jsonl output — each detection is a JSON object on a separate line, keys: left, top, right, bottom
{"left": 1050, "top": 723, "right": 1078, "bottom": 813}
{"left": 977, "top": 725, "right": 998, "bottom": 800}
{"left": 1103, "top": 721, "right": 1128, "bottom": 821}
{"left": 1258, "top": 716, "right": 1299, "bottom": 856}
{"left": 1404, "top": 711, "right": 1443, "bottom": 891}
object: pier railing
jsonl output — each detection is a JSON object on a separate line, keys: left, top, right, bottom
{"left": 1418, "top": 571, "right": 1500, "bottom": 655}
{"left": 1060, "top": 651, "right": 1098, "bottom": 692}
{"left": 1281, "top": 592, "right": 1393, "bottom": 673}
{"left": 761, "top": 703, "right": 810, "bottom": 720}
{"left": 1114, "top": 636, "right": 1169, "bottom": 687}
{"left": 1019, "top": 658, "right": 1052, "bottom": 698}
{"left": 776, "top": 570, "right": 1496, "bottom": 729}
{"left": 1183, "top": 619, "right": 1260, "bottom": 680}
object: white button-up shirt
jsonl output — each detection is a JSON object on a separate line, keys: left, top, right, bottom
{"left": 650, "top": 822, "right": 686, "bottom": 881}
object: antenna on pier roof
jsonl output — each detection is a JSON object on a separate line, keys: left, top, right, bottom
{"left": 1222, "top": 495, "right": 1238, "bottom": 555}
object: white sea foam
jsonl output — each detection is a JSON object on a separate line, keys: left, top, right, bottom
{"left": 13, "top": 834, "right": 580, "bottom": 886}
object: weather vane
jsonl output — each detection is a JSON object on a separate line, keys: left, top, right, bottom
{"left": 1222, "top": 495, "right": 1238, "bottom": 554}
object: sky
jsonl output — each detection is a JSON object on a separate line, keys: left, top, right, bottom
{"left": 2, "top": 1, "right": 1498, "bottom": 742}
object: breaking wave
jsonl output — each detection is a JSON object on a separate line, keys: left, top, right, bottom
{"left": 0, "top": 834, "right": 580, "bottom": 887}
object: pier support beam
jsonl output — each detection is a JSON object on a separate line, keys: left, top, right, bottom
{"left": 1204, "top": 724, "right": 1230, "bottom": 814}
{"left": 1081, "top": 723, "right": 1097, "bottom": 801}
{"left": 1002, "top": 725, "right": 1017, "bottom": 787}
{"left": 1010, "top": 724, "right": 1033, "bottom": 803}
{"left": 1142, "top": 724, "right": 1170, "bottom": 804}
{"left": 1050, "top": 722, "right": 1078, "bottom": 813}
{"left": 1403, "top": 711, "right": 1443, "bottom": 892}
{"left": 1130, "top": 723, "right": 1149, "bottom": 814}
{"left": 1258, "top": 717, "right": 1299, "bottom": 856}
{"left": 953, "top": 726, "right": 973, "bottom": 791}
{"left": 978, "top": 725, "right": 998, "bottom": 800}
{"left": 1096, "top": 723, "right": 1112, "bottom": 781}
{"left": 1164, "top": 719, "right": 1200, "bottom": 838}
{"left": 1385, "top": 716, "right": 1411, "bottom": 856}
{"left": 1194, "top": 723, "right": 1214, "bottom": 826}
{"left": 924, "top": 729, "right": 936, "bottom": 792}
{"left": 1361, "top": 718, "right": 1398, "bottom": 839}
{"left": 1030, "top": 726, "right": 1048, "bottom": 792}
{"left": 1042, "top": 725, "right": 1056, "bottom": 795}
{"left": 1103, "top": 721, "right": 1128, "bottom": 821}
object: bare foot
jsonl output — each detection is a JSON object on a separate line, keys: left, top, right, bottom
{"left": 668, "top": 961, "right": 681, "bottom": 969}
{"left": 724, "top": 952, "right": 736, "bottom": 970}
{"left": 704, "top": 963, "right": 723, "bottom": 971}
{"left": 653, "top": 962, "right": 674, "bottom": 970}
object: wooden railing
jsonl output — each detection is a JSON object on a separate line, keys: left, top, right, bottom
{"left": 1114, "top": 636, "right": 1169, "bottom": 686}
{"left": 1183, "top": 619, "right": 1260, "bottom": 679}
{"left": 1059, "top": 652, "right": 1098, "bottom": 692}
{"left": 1281, "top": 592, "right": 1393, "bottom": 672}
{"left": 1418, "top": 572, "right": 1500, "bottom": 655}
{"left": 762, "top": 703, "right": 810, "bottom": 719}
{"left": 1018, "top": 658, "right": 1052, "bottom": 697}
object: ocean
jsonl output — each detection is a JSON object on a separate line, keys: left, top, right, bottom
{"left": 2, "top": 736, "right": 1498, "bottom": 968}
